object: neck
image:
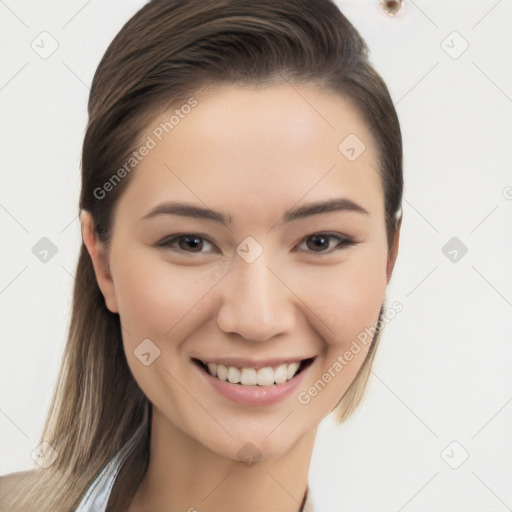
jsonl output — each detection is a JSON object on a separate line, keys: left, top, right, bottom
{"left": 129, "top": 408, "right": 316, "bottom": 512}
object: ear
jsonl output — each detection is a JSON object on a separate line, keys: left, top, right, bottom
{"left": 80, "top": 210, "right": 119, "bottom": 313}
{"left": 386, "top": 216, "right": 401, "bottom": 284}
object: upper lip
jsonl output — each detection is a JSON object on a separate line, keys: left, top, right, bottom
{"left": 192, "top": 355, "right": 316, "bottom": 370}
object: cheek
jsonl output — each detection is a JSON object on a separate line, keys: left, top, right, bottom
{"left": 111, "top": 252, "right": 220, "bottom": 344}
{"left": 293, "top": 250, "right": 388, "bottom": 348}
{"left": 110, "top": 253, "right": 214, "bottom": 400}
{"left": 339, "top": 260, "right": 387, "bottom": 342}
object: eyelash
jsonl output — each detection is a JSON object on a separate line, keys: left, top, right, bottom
{"left": 156, "top": 232, "right": 357, "bottom": 256}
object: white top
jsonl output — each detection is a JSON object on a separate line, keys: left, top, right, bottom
{"left": 73, "top": 417, "right": 148, "bottom": 512}
{"left": 74, "top": 419, "right": 316, "bottom": 511}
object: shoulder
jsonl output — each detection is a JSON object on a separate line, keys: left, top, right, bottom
{"left": 0, "top": 470, "right": 34, "bottom": 501}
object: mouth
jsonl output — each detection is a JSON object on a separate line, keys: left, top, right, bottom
{"left": 191, "top": 356, "right": 316, "bottom": 387}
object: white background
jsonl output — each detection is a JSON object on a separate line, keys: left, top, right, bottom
{"left": 1, "top": 1, "right": 511, "bottom": 511}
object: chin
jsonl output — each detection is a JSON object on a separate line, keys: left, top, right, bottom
{"left": 205, "top": 424, "right": 308, "bottom": 465}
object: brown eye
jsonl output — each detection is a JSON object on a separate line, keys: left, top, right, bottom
{"left": 299, "top": 233, "right": 356, "bottom": 255}
{"left": 306, "top": 234, "right": 330, "bottom": 252}
{"left": 157, "top": 234, "right": 216, "bottom": 255}
{"left": 178, "top": 235, "right": 203, "bottom": 252}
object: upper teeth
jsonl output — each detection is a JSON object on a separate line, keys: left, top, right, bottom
{"left": 205, "top": 361, "right": 301, "bottom": 387}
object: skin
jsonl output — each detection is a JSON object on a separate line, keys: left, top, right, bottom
{"left": 81, "top": 83, "right": 400, "bottom": 512}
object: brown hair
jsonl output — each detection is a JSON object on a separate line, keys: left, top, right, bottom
{"left": 2, "top": 1, "right": 402, "bottom": 510}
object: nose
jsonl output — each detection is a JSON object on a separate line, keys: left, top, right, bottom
{"left": 216, "top": 249, "right": 295, "bottom": 342}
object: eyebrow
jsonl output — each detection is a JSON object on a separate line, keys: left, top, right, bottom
{"left": 140, "top": 197, "right": 369, "bottom": 226}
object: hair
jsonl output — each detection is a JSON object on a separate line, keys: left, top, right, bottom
{"left": 2, "top": 1, "right": 402, "bottom": 510}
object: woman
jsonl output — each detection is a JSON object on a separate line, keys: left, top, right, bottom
{"left": 0, "top": 0, "right": 403, "bottom": 510}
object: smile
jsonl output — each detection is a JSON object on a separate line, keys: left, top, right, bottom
{"left": 192, "top": 357, "right": 315, "bottom": 387}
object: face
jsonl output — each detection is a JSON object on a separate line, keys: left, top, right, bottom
{"left": 84, "top": 83, "right": 397, "bottom": 462}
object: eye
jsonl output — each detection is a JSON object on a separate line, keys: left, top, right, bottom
{"left": 156, "top": 232, "right": 356, "bottom": 256}
{"left": 296, "top": 232, "right": 356, "bottom": 255}
{"left": 156, "top": 233, "right": 217, "bottom": 255}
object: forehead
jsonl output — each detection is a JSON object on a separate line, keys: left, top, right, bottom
{"left": 114, "top": 83, "right": 383, "bottom": 225}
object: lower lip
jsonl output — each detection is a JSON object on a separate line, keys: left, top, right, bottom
{"left": 194, "top": 360, "right": 312, "bottom": 406}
